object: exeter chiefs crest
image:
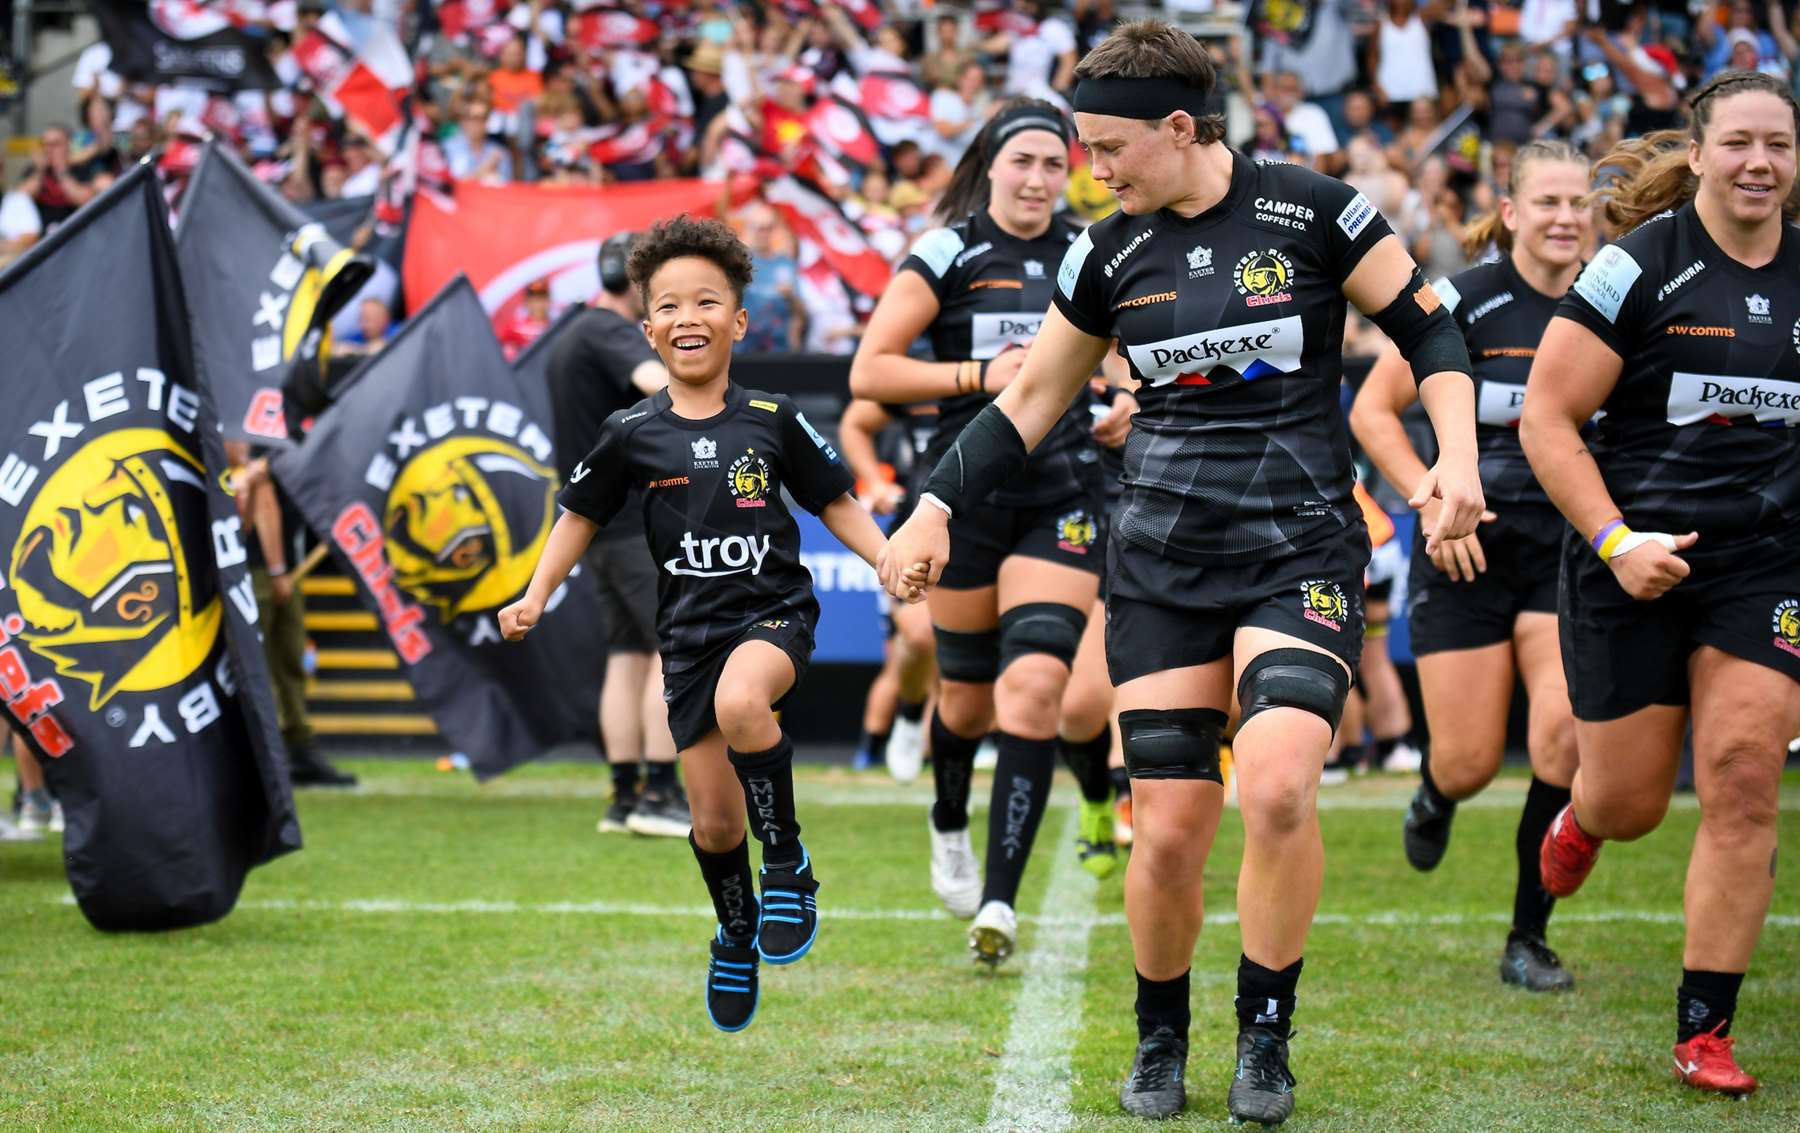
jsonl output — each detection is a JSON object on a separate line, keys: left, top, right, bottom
{"left": 383, "top": 436, "right": 557, "bottom": 620}
{"left": 8, "top": 429, "right": 220, "bottom": 709}
{"left": 1300, "top": 579, "right": 1347, "bottom": 632}
{"left": 1056, "top": 508, "right": 1097, "bottom": 554}
{"left": 729, "top": 450, "right": 772, "bottom": 509}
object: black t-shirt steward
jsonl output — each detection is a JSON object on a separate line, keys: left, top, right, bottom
{"left": 547, "top": 306, "right": 657, "bottom": 543}
{"left": 557, "top": 383, "right": 855, "bottom": 670}
{"left": 1053, "top": 150, "right": 1393, "bottom": 564}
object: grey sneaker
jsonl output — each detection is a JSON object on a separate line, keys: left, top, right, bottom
{"left": 1228, "top": 1027, "right": 1296, "bottom": 1127}
{"left": 1500, "top": 932, "right": 1575, "bottom": 992}
{"left": 1119, "top": 1025, "right": 1188, "bottom": 1119}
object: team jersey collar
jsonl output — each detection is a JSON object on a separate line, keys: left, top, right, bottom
{"left": 1155, "top": 148, "right": 1254, "bottom": 229}
{"left": 1678, "top": 199, "right": 1798, "bottom": 280}
{"left": 976, "top": 205, "right": 1059, "bottom": 249}
{"left": 657, "top": 381, "right": 745, "bottom": 430}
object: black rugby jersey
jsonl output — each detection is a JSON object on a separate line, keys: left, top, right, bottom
{"left": 1053, "top": 151, "right": 1393, "bottom": 564}
{"left": 901, "top": 209, "right": 1098, "bottom": 507}
{"left": 558, "top": 383, "right": 854, "bottom": 668}
{"left": 1435, "top": 256, "right": 1562, "bottom": 513}
{"left": 1557, "top": 204, "right": 1800, "bottom": 554}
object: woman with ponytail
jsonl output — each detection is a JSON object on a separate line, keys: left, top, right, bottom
{"left": 1520, "top": 71, "right": 1800, "bottom": 1096}
{"left": 849, "top": 98, "right": 1136, "bottom": 962}
{"left": 1350, "top": 139, "right": 1591, "bottom": 993}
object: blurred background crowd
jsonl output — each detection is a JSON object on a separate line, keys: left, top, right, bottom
{"left": 2, "top": 0, "right": 1795, "bottom": 350}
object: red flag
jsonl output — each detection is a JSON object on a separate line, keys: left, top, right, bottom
{"left": 575, "top": 9, "right": 661, "bottom": 50}
{"left": 859, "top": 73, "right": 930, "bottom": 121}
{"left": 838, "top": 0, "right": 885, "bottom": 32}
{"left": 763, "top": 173, "right": 892, "bottom": 297}
{"left": 806, "top": 96, "right": 881, "bottom": 170}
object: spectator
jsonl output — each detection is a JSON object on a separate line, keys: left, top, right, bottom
{"left": 1344, "top": 133, "right": 1409, "bottom": 223}
{"left": 1520, "top": 0, "right": 1581, "bottom": 57}
{"left": 489, "top": 34, "right": 545, "bottom": 116}
{"left": 1370, "top": 0, "right": 1439, "bottom": 120}
{"left": 341, "top": 137, "right": 382, "bottom": 197}
{"left": 1258, "top": 0, "right": 1361, "bottom": 136}
{"left": 1486, "top": 41, "right": 1546, "bottom": 145}
{"left": 1267, "top": 70, "right": 1342, "bottom": 174}
{"left": 335, "top": 297, "right": 393, "bottom": 358}
{"left": 687, "top": 42, "right": 731, "bottom": 144}
{"left": 1343, "top": 88, "right": 1394, "bottom": 146}
{"left": 923, "top": 11, "right": 972, "bottom": 88}
{"left": 738, "top": 204, "right": 803, "bottom": 354}
{"left": 928, "top": 60, "right": 992, "bottom": 165}
{"left": 497, "top": 279, "right": 553, "bottom": 360}
{"left": 987, "top": 0, "right": 1078, "bottom": 107}
{"left": 443, "top": 99, "right": 512, "bottom": 183}
{"left": 0, "top": 161, "right": 40, "bottom": 269}
{"left": 20, "top": 125, "right": 95, "bottom": 230}
{"left": 1699, "top": 0, "right": 1784, "bottom": 78}
{"left": 1249, "top": 102, "right": 1298, "bottom": 164}
{"left": 70, "top": 95, "right": 122, "bottom": 183}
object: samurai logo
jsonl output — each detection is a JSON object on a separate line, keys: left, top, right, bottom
{"left": 1236, "top": 249, "right": 1294, "bottom": 308}
{"left": 1773, "top": 599, "right": 1800, "bottom": 659}
{"left": 729, "top": 450, "right": 772, "bottom": 509}
{"left": 8, "top": 428, "right": 220, "bottom": 708}
{"left": 1055, "top": 509, "right": 1097, "bottom": 554}
{"left": 383, "top": 436, "right": 556, "bottom": 621}
{"left": 1300, "top": 579, "right": 1347, "bottom": 632}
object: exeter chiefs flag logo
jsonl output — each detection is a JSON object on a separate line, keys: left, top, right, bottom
{"left": 10, "top": 430, "right": 220, "bottom": 709}
{"left": 272, "top": 277, "right": 601, "bottom": 777}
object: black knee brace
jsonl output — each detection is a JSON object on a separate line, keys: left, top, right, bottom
{"left": 998, "top": 601, "right": 1087, "bottom": 672}
{"left": 1236, "top": 648, "right": 1351, "bottom": 732}
{"left": 1119, "top": 707, "right": 1227, "bottom": 782}
{"left": 935, "top": 624, "right": 1001, "bottom": 683}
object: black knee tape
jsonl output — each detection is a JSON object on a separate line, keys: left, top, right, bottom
{"left": 935, "top": 624, "right": 1001, "bottom": 683}
{"left": 998, "top": 601, "right": 1086, "bottom": 672}
{"left": 1119, "top": 707, "right": 1226, "bottom": 782}
{"left": 1236, "top": 648, "right": 1350, "bottom": 732}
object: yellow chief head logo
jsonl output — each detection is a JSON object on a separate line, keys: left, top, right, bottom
{"left": 1774, "top": 599, "right": 1800, "bottom": 647}
{"left": 384, "top": 436, "right": 556, "bottom": 620}
{"left": 1303, "top": 580, "right": 1348, "bottom": 622}
{"left": 729, "top": 451, "right": 771, "bottom": 509}
{"left": 9, "top": 428, "right": 220, "bottom": 708}
{"left": 1236, "top": 249, "right": 1293, "bottom": 302}
{"left": 1057, "top": 509, "right": 1097, "bottom": 549}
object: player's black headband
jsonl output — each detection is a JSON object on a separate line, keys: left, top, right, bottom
{"left": 1072, "top": 77, "right": 1210, "bottom": 121}
{"left": 986, "top": 104, "right": 1071, "bottom": 153}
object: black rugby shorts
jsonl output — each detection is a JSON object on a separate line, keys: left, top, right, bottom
{"left": 1105, "top": 523, "right": 1370, "bottom": 686}
{"left": 663, "top": 614, "right": 815, "bottom": 750}
{"left": 938, "top": 484, "right": 1106, "bottom": 590}
{"left": 582, "top": 533, "right": 659, "bottom": 655}
{"left": 1559, "top": 534, "right": 1800, "bottom": 721}
{"left": 1408, "top": 508, "right": 1563, "bottom": 657}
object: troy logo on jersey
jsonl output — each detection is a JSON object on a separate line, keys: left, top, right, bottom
{"left": 1126, "top": 316, "right": 1305, "bottom": 387}
{"left": 1667, "top": 372, "right": 1800, "bottom": 426}
{"left": 665, "top": 532, "right": 771, "bottom": 578}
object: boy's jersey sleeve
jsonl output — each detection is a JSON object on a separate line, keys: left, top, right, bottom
{"left": 1051, "top": 224, "right": 1115, "bottom": 340}
{"left": 556, "top": 413, "right": 631, "bottom": 526}
{"left": 777, "top": 398, "right": 856, "bottom": 515}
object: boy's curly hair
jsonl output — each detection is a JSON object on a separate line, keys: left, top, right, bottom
{"left": 625, "top": 215, "right": 755, "bottom": 307}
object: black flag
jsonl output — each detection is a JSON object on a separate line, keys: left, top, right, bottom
{"left": 92, "top": 1, "right": 283, "bottom": 92}
{"left": 177, "top": 141, "right": 372, "bottom": 444}
{"left": 0, "top": 165, "right": 300, "bottom": 930}
{"left": 271, "top": 278, "right": 602, "bottom": 778}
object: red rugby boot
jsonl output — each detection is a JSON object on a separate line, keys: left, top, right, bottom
{"left": 1673, "top": 1022, "right": 1758, "bottom": 1096}
{"left": 1539, "top": 804, "right": 1602, "bottom": 898}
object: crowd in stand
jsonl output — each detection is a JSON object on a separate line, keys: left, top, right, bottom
{"left": 6, "top": 1, "right": 1800, "bottom": 350}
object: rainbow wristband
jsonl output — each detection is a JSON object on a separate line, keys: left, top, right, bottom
{"left": 1591, "top": 519, "right": 1630, "bottom": 562}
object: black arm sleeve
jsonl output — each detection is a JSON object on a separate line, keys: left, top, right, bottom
{"left": 1370, "top": 270, "right": 1473, "bottom": 386}
{"left": 919, "top": 402, "right": 1029, "bottom": 514}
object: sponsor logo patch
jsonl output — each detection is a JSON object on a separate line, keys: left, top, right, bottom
{"left": 1055, "top": 508, "right": 1097, "bottom": 554}
{"left": 1667, "top": 371, "right": 1800, "bottom": 426}
{"left": 1115, "top": 290, "right": 1177, "bottom": 311}
{"left": 1476, "top": 381, "right": 1528, "bottom": 428}
{"left": 729, "top": 450, "right": 771, "bottom": 509}
{"left": 691, "top": 436, "right": 719, "bottom": 468}
{"left": 1775, "top": 599, "right": 1800, "bottom": 658}
{"left": 1300, "top": 579, "right": 1348, "bottom": 632}
{"left": 1748, "top": 293, "right": 1773, "bottom": 324}
{"left": 1573, "top": 244, "right": 1642, "bottom": 324}
{"left": 1336, "top": 192, "right": 1376, "bottom": 240}
{"left": 1125, "top": 315, "right": 1305, "bottom": 387}
{"left": 1187, "top": 244, "right": 1214, "bottom": 279}
{"left": 1235, "top": 249, "right": 1295, "bottom": 308}
{"left": 749, "top": 399, "right": 779, "bottom": 413}
{"left": 1666, "top": 325, "right": 1735, "bottom": 338}
{"left": 1656, "top": 259, "right": 1705, "bottom": 302}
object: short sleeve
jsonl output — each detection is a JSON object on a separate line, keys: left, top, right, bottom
{"left": 1312, "top": 175, "right": 1393, "bottom": 283}
{"left": 1050, "top": 225, "right": 1114, "bottom": 339}
{"left": 777, "top": 399, "right": 856, "bottom": 515}
{"left": 898, "top": 226, "right": 966, "bottom": 302}
{"left": 1039, "top": 18, "right": 1077, "bottom": 54}
{"left": 1555, "top": 241, "right": 1647, "bottom": 357}
{"left": 591, "top": 317, "right": 656, "bottom": 388}
{"left": 557, "top": 415, "right": 631, "bottom": 527}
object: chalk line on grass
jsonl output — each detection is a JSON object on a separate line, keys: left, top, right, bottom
{"left": 983, "top": 805, "right": 1099, "bottom": 1133}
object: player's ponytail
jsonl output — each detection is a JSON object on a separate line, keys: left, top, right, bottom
{"left": 1594, "top": 71, "right": 1800, "bottom": 234}
{"left": 1460, "top": 139, "right": 1586, "bottom": 259}
{"left": 934, "top": 96, "right": 1069, "bottom": 225}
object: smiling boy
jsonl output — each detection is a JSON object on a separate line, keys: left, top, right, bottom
{"left": 500, "top": 216, "right": 914, "bottom": 1031}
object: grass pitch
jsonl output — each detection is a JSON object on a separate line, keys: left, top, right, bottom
{"left": 1, "top": 760, "right": 1796, "bottom": 1132}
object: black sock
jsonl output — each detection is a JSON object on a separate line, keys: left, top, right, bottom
{"left": 1109, "top": 764, "right": 1131, "bottom": 798}
{"left": 610, "top": 760, "right": 640, "bottom": 797}
{"left": 1419, "top": 758, "right": 1454, "bottom": 811}
{"left": 1236, "top": 954, "right": 1303, "bottom": 1039}
{"left": 929, "top": 710, "right": 981, "bottom": 832}
{"left": 859, "top": 728, "right": 890, "bottom": 765}
{"left": 727, "top": 734, "right": 803, "bottom": 867}
{"left": 1375, "top": 736, "right": 1402, "bottom": 762}
{"left": 1329, "top": 743, "right": 1365, "bottom": 770}
{"left": 689, "top": 833, "right": 758, "bottom": 944}
{"left": 1678, "top": 969, "right": 1744, "bottom": 1041}
{"left": 1512, "top": 776, "right": 1570, "bottom": 940}
{"left": 1136, "top": 968, "right": 1191, "bottom": 1041}
{"left": 645, "top": 760, "right": 677, "bottom": 791}
{"left": 981, "top": 733, "right": 1057, "bottom": 906}
{"left": 1058, "top": 729, "right": 1114, "bottom": 804}
{"left": 897, "top": 697, "right": 926, "bottom": 723}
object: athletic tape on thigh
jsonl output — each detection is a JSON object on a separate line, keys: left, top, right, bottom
{"left": 934, "top": 624, "right": 1002, "bottom": 683}
{"left": 1118, "top": 707, "right": 1227, "bottom": 782}
{"left": 1236, "top": 648, "right": 1350, "bottom": 732}
{"left": 998, "top": 601, "right": 1087, "bottom": 671}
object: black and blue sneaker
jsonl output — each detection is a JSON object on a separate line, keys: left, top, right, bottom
{"left": 756, "top": 848, "right": 820, "bottom": 965}
{"left": 706, "top": 928, "right": 760, "bottom": 1032}
{"left": 1228, "top": 1026, "right": 1296, "bottom": 1126}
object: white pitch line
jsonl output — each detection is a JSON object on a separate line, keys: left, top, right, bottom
{"left": 984, "top": 805, "right": 1099, "bottom": 1133}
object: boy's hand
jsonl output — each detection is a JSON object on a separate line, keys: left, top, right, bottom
{"left": 498, "top": 598, "right": 544, "bottom": 640}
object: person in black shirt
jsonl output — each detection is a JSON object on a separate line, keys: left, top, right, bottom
{"left": 851, "top": 98, "right": 1138, "bottom": 962}
{"left": 546, "top": 232, "right": 688, "bottom": 839}
{"left": 880, "top": 21, "right": 1482, "bottom": 1123}
{"left": 502, "top": 217, "right": 910, "bottom": 1033}
{"left": 1521, "top": 73, "right": 1800, "bottom": 1097}
{"left": 1351, "top": 140, "right": 1591, "bottom": 993}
